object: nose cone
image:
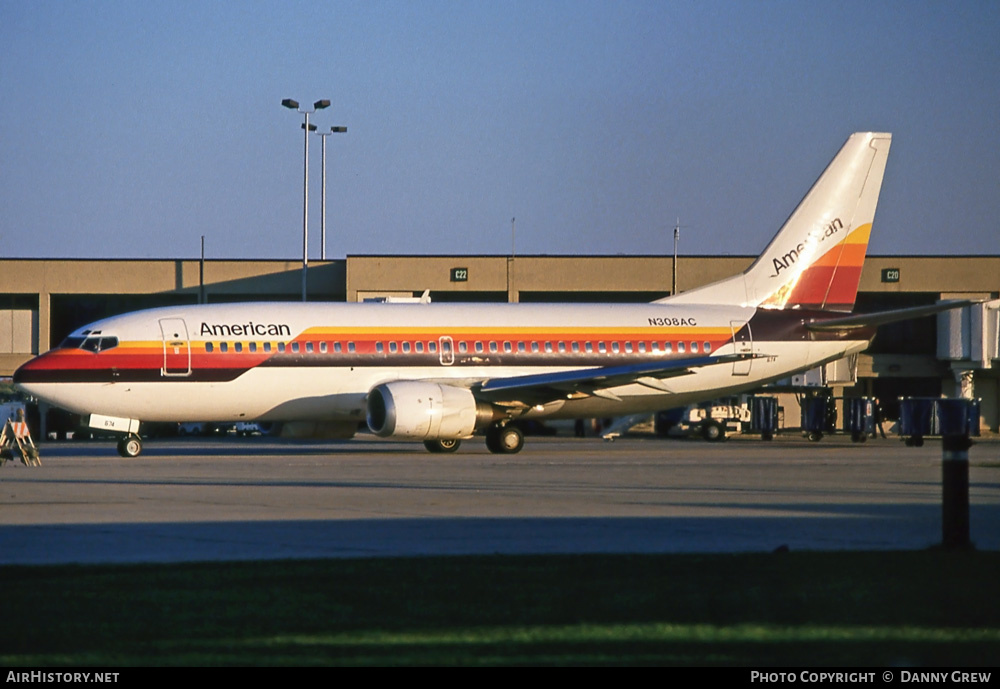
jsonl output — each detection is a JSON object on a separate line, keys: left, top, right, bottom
{"left": 13, "top": 352, "right": 51, "bottom": 398}
{"left": 12, "top": 350, "right": 80, "bottom": 406}
{"left": 13, "top": 355, "right": 39, "bottom": 387}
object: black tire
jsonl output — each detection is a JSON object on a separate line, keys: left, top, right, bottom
{"left": 702, "top": 421, "right": 725, "bottom": 442}
{"left": 808, "top": 431, "right": 823, "bottom": 442}
{"left": 117, "top": 435, "right": 142, "bottom": 458}
{"left": 424, "top": 438, "right": 461, "bottom": 453}
{"left": 486, "top": 424, "right": 524, "bottom": 454}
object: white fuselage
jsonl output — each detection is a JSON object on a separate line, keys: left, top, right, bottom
{"left": 15, "top": 301, "right": 868, "bottom": 425}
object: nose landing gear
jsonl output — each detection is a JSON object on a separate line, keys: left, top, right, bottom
{"left": 117, "top": 434, "right": 142, "bottom": 458}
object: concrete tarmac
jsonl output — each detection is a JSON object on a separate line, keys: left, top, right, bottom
{"left": 1, "top": 434, "right": 998, "bottom": 564}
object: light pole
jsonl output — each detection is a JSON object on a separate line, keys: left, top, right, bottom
{"left": 317, "top": 126, "right": 347, "bottom": 261}
{"left": 672, "top": 220, "right": 679, "bottom": 296}
{"left": 282, "top": 98, "right": 330, "bottom": 301}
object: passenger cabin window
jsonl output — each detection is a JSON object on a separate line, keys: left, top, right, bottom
{"left": 677, "top": 342, "right": 685, "bottom": 353}
{"left": 704, "top": 342, "right": 712, "bottom": 353}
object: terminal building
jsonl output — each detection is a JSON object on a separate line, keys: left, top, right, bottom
{"left": 1, "top": 254, "right": 997, "bottom": 434}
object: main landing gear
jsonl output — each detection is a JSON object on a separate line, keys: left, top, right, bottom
{"left": 117, "top": 434, "right": 143, "bottom": 458}
{"left": 422, "top": 422, "right": 524, "bottom": 455}
{"left": 424, "top": 438, "right": 461, "bottom": 453}
{"left": 485, "top": 422, "right": 524, "bottom": 454}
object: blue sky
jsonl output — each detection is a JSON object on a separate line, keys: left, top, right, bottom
{"left": 1, "top": 0, "right": 998, "bottom": 260}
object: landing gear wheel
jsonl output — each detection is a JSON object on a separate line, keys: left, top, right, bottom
{"left": 702, "top": 420, "right": 725, "bottom": 442}
{"left": 486, "top": 423, "right": 524, "bottom": 454}
{"left": 808, "top": 431, "right": 823, "bottom": 442}
{"left": 117, "top": 435, "right": 142, "bottom": 458}
{"left": 424, "top": 438, "right": 461, "bottom": 453}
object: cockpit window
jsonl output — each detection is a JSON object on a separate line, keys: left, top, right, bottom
{"left": 61, "top": 336, "right": 119, "bottom": 352}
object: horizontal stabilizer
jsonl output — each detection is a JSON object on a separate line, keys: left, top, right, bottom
{"left": 805, "top": 300, "right": 980, "bottom": 332}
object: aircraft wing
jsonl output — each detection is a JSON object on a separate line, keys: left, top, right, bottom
{"left": 805, "top": 299, "right": 980, "bottom": 332}
{"left": 474, "top": 353, "right": 753, "bottom": 406}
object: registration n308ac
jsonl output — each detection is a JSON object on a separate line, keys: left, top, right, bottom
{"left": 647, "top": 316, "right": 697, "bottom": 327}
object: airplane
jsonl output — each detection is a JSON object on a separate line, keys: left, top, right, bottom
{"left": 12, "top": 132, "right": 973, "bottom": 457}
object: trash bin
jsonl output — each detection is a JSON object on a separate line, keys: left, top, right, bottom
{"left": 936, "top": 398, "right": 981, "bottom": 438}
{"left": 750, "top": 396, "right": 778, "bottom": 440}
{"left": 898, "top": 397, "right": 980, "bottom": 447}
{"left": 844, "top": 397, "right": 875, "bottom": 443}
{"left": 899, "top": 397, "right": 935, "bottom": 446}
{"left": 801, "top": 395, "right": 834, "bottom": 441}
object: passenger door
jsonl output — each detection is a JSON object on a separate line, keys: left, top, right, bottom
{"left": 730, "top": 320, "right": 752, "bottom": 376}
{"left": 160, "top": 318, "right": 191, "bottom": 376}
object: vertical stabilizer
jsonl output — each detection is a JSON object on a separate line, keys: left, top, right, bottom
{"left": 660, "top": 132, "right": 891, "bottom": 311}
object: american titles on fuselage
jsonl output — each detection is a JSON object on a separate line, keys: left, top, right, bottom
{"left": 199, "top": 321, "right": 292, "bottom": 338}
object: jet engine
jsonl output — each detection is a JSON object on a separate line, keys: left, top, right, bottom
{"left": 366, "top": 381, "right": 499, "bottom": 439}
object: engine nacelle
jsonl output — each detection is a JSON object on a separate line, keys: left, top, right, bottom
{"left": 366, "top": 381, "right": 497, "bottom": 439}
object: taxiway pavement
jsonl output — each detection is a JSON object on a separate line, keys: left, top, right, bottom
{"left": 2, "top": 434, "right": 998, "bottom": 564}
